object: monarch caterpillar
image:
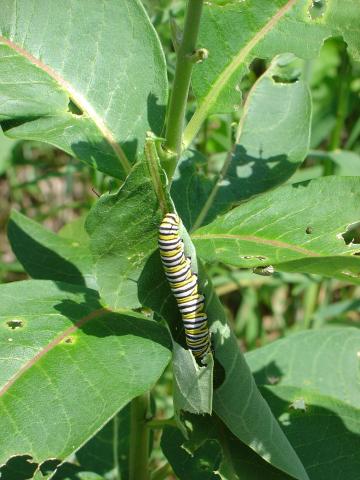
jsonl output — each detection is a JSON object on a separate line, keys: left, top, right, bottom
{"left": 158, "top": 213, "right": 211, "bottom": 361}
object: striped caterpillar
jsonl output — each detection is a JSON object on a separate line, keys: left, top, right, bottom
{"left": 158, "top": 213, "right": 211, "bottom": 361}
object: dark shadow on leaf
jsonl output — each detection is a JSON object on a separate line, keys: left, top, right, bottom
{"left": 147, "top": 93, "right": 166, "bottom": 137}
{"left": 252, "top": 360, "right": 284, "bottom": 387}
{"left": 259, "top": 386, "right": 360, "bottom": 479}
{"left": 51, "top": 406, "right": 130, "bottom": 480}
{"left": 71, "top": 138, "right": 138, "bottom": 179}
{"left": 172, "top": 146, "right": 298, "bottom": 230}
{"left": 53, "top": 292, "right": 171, "bottom": 351}
{"left": 7, "top": 219, "right": 86, "bottom": 286}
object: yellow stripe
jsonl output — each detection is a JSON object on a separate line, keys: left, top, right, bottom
{"left": 159, "top": 233, "right": 179, "bottom": 241}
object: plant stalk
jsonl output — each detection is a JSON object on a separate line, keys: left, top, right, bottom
{"left": 129, "top": 392, "right": 151, "bottom": 480}
{"left": 164, "top": 0, "right": 204, "bottom": 181}
{"left": 302, "top": 282, "right": 320, "bottom": 329}
{"left": 323, "top": 46, "right": 350, "bottom": 175}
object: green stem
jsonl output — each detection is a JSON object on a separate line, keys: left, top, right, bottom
{"left": 146, "top": 417, "right": 177, "bottom": 429}
{"left": 113, "top": 414, "right": 121, "bottom": 480}
{"left": 129, "top": 393, "right": 151, "bottom": 480}
{"left": 302, "top": 282, "right": 320, "bottom": 329}
{"left": 164, "top": 0, "right": 204, "bottom": 181}
{"left": 323, "top": 47, "right": 350, "bottom": 175}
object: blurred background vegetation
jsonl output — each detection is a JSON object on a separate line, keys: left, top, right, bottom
{"left": 0, "top": 1, "right": 359, "bottom": 474}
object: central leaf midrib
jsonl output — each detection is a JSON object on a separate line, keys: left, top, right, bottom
{"left": 183, "top": 0, "right": 299, "bottom": 147}
{"left": 0, "top": 308, "right": 107, "bottom": 399}
{"left": 191, "top": 232, "right": 321, "bottom": 257}
{"left": 0, "top": 35, "right": 131, "bottom": 174}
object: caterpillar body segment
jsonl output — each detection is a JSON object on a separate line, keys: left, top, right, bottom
{"left": 158, "top": 213, "right": 211, "bottom": 360}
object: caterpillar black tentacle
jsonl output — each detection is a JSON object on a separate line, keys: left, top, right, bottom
{"left": 158, "top": 213, "right": 211, "bottom": 361}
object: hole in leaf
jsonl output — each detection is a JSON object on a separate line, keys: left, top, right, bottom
{"left": 6, "top": 319, "right": 23, "bottom": 330}
{"left": 40, "top": 458, "right": 62, "bottom": 476}
{"left": 309, "top": 0, "right": 327, "bottom": 19}
{"left": 341, "top": 270, "right": 360, "bottom": 278}
{"left": 272, "top": 75, "right": 298, "bottom": 84}
{"left": 68, "top": 99, "right": 83, "bottom": 116}
{"left": 290, "top": 398, "right": 307, "bottom": 411}
{"left": 0, "top": 455, "right": 38, "bottom": 480}
{"left": 341, "top": 221, "right": 360, "bottom": 245}
{"left": 306, "top": 226, "right": 313, "bottom": 234}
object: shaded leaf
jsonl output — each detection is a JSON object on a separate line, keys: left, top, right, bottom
{"left": 161, "top": 414, "right": 292, "bottom": 480}
{"left": 0, "top": 280, "right": 171, "bottom": 468}
{"left": 0, "top": 0, "right": 167, "bottom": 178}
{"left": 0, "top": 127, "right": 16, "bottom": 174}
{"left": 173, "top": 54, "right": 311, "bottom": 229}
{"left": 51, "top": 407, "right": 130, "bottom": 480}
{"left": 7, "top": 210, "right": 96, "bottom": 289}
{"left": 246, "top": 328, "right": 360, "bottom": 479}
{"left": 192, "top": 177, "right": 360, "bottom": 282}
{"left": 185, "top": 0, "right": 360, "bottom": 142}
{"left": 247, "top": 327, "right": 360, "bottom": 408}
{"left": 86, "top": 155, "right": 170, "bottom": 310}
{"left": 140, "top": 257, "right": 309, "bottom": 479}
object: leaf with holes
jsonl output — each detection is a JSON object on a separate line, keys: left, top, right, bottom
{"left": 7, "top": 210, "right": 96, "bottom": 289}
{"left": 139, "top": 258, "right": 309, "bottom": 480}
{"left": 0, "top": 0, "right": 167, "bottom": 178}
{"left": 185, "top": 0, "right": 360, "bottom": 144}
{"left": 161, "top": 415, "right": 294, "bottom": 480}
{"left": 245, "top": 327, "right": 360, "bottom": 479}
{"left": 0, "top": 280, "right": 171, "bottom": 472}
{"left": 172, "top": 54, "right": 311, "bottom": 230}
{"left": 192, "top": 177, "right": 360, "bottom": 283}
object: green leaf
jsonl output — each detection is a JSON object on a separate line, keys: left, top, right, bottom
{"left": 246, "top": 328, "right": 360, "bottom": 479}
{"left": 173, "top": 54, "right": 311, "bottom": 230}
{"left": 58, "top": 216, "right": 90, "bottom": 247}
{"left": 172, "top": 326, "right": 214, "bottom": 416}
{"left": 86, "top": 155, "right": 169, "bottom": 310}
{"left": 139, "top": 230, "right": 214, "bottom": 416}
{"left": 51, "top": 407, "right": 130, "bottom": 480}
{"left": 7, "top": 210, "right": 96, "bottom": 289}
{"left": 309, "top": 149, "right": 360, "bottom": 176}
{"left": 185, "top": 0, "right": 360, "bottom": 144}
{"left": 192, "top": 177, "right": 360, "bottom": 282}
{"left": 0, "top": 280, "right": 171, "bottom": 469}
{"left": 0, "top": 127, "right": 16, "bottom": 174}
{"left": 0, "top": 0, "right": 167, "bottom": 178}
{"left": 246, "top": 327, "right": 360, "bottom": 408}
{"left": 140, "top": 259, "right": 309, "bottom": 479}
{"left": 161, "top": 415, "right": 293, "bottom": 480}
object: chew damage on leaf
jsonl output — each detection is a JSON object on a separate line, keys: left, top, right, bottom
{"left": 308, "top": 0, "right": 327, "bottom": 20}
{"left": 6, "top": 319, "right": 24, "bottom": 330}
{"left": 340, "top": 221, "right": 360, "bottom": 247}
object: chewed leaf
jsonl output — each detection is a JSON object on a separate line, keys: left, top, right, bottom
{"left": 186, "top": 0, "right": 360, "bottom": 143}
{"left": 192, "top": 176, "right": 360, "bottom": 284}
{"left": 0, "top": 280, "right": 171, "bottom": 467}
{"left": 0, "top": 0, "right": 167, "bottom": 178}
